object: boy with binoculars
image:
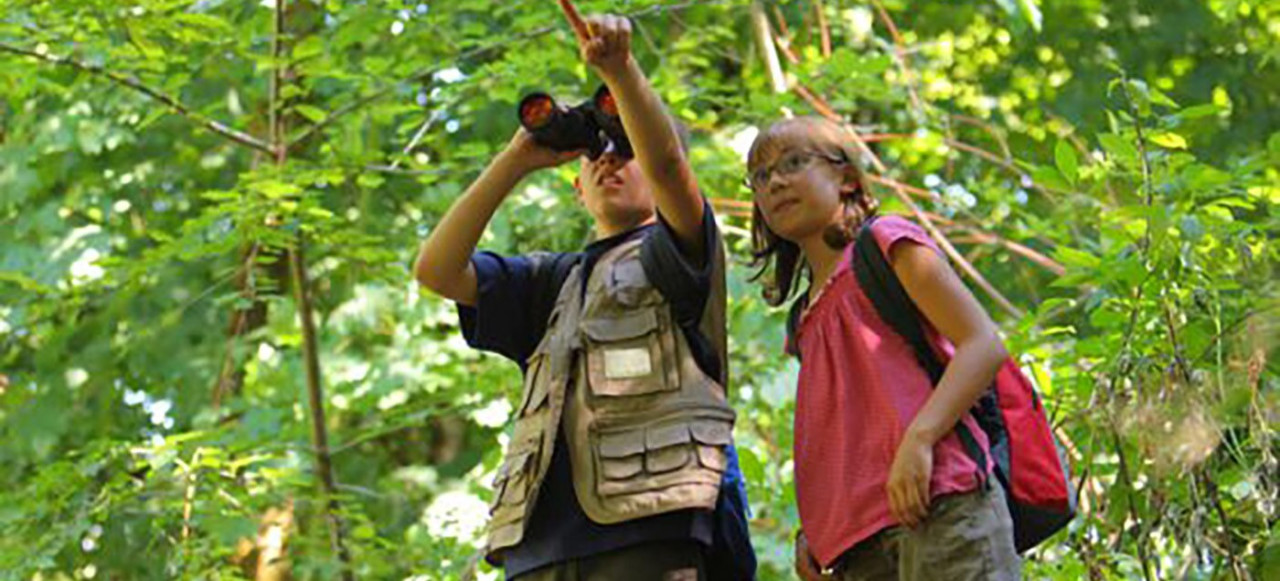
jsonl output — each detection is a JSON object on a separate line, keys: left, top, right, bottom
{"left": 415, "top": 2, "right": 755, "bottom": 580}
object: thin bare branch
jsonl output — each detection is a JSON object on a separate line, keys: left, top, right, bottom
{"left": 290, "top": 0, "right": 724, "bottom": 148}
{"left": 751, "top": 1, "right": 788, "bottom": 93}
{"left": 813, "top": 0, "right": 832, "bottom": 58}
{"left": 867, "top": 0, "right": 924, "bottom": 116}
{"left": 0, "top": 42, "right": 276, "bottom": 156}
{"left": 766, "top": 10, "right": 802, "bottom": 65}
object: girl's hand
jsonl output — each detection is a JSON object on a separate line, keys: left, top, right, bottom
{"left": 886, "top": 431, "right": 934, "bottom": 528}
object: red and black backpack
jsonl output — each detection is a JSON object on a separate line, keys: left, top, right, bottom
{"left": 786, "top": 216, "right": 1076, "bottom": 552}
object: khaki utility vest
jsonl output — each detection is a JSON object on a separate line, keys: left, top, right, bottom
{"left": 485, "top": 234, "right": 735, "bottom": 558}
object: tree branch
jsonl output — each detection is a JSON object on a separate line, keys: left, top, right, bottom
{"left": 271, "top": 2, "right": 352, "bottom": 577}
{"left": 867, "top": 0, "right": 924, "bottom": 117}
{"left": 813, "top": 0, "right": 832, "bottom": 58}
{"left": 0, "top": 42, "right": 276, "bottom": 156}
{"left": 289, "top": 0, "right": 724, "bottom": 148}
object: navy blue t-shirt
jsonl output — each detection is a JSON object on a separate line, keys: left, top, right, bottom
{"left": 457, "top": 207, "right": 752, "bottom": 578}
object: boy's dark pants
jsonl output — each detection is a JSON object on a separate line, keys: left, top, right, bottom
{"left": 513, "top": 540, "right": 705, "bottom": 581}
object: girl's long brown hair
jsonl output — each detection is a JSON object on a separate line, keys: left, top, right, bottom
{"left": 748, "top": 117, "right": 879, "bottom": 307}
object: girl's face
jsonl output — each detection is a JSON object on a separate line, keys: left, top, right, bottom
{"left": 750, "top": 144, "right": 847, "bottom": 245}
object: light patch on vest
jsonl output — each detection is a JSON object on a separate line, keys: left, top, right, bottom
{"left": 603, "top": 347, "right": 652, "bottom": 379}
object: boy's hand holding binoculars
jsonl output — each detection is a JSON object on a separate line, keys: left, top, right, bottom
{"left": 499, "top": 127, "right": 584, "bottom": 175}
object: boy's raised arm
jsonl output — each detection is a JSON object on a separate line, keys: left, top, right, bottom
{"left": 561, "top": 1, "right": 706, "bottom": 258}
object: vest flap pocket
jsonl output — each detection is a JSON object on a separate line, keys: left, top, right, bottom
{"left": 519, "top": 354, "right": 551, "bottom": 415}
{"left": 646, "top": 445, "right": 691, "bottom": 474}
{"left": 691, "top": 418, "right": 731, "bottom": 472}
{"left": 601, "top": 455, "right": 643, "bottom": 480}
{"left": 599, "top": 430, "right": 646, "bottom": 458}
{"left": 599, "top": 430, "right": 645, "bottom": 481}
{"left": 500, "top": 451, "right": 535, "bottom": 505}
{"left": 690, "top": 418, "right": 732, "bottom": 446}
{"left": 581, "top": 309, "right": 659, "bottom": 342}
{"left": 644, "top": 423, "right": 694, "bottom": 474}
{"left": 583, "top": 308, "right": 675, "bottom": 397}
{"left": 646, "top": 423, "right": 693, "bottom": 449}
{"left": 493, "top": 450, "right": 531, "bottom": 485}
{"left": 490, "top": 450, "right": 531, "bottom": 510}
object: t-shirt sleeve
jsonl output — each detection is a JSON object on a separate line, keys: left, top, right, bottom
{"left": 639, "top": 199, "right": 722, "bottom": 328}
{"left": 456, "top": 251, "right": 577, "bottom": 364}
{"left": 871, "top": 215, "right": 942, "bottom": 264}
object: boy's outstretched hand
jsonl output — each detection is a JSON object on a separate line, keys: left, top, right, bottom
{"left": 558, "top": 0, "right": 633, "bottom": 77}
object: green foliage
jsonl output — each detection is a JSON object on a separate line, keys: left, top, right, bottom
{"left": 1, "top": 1, "right": 1276, "bottom": 580}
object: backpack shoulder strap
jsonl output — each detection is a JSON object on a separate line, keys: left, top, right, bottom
{"left": 851, "top": 217, "right": 988, "bottom": 472}
{"left": 850, "top": 217, "right": 946, "bottom": 382}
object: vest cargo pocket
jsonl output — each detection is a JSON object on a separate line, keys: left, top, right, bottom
{"left": 519, "top": 353, "right": 551, "bottom": 416}
{"left": 598, "top": 429, "right": 646, "bottom": 481}
{"left": 691, "top": 418, "right": 732, "bottom": 472}
{"left": 645, "top": 422, "right": 693, "bottom": 474}
{"left": 593, "top": 410, "right": 733, "bottom": 498}
{"left": 581, "top": 307, "right": 675, "bottom": 397}
{"left": 489, "top": 437, "right": 542, "bottom": 516}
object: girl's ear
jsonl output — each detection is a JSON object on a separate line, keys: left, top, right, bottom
{"left": 839, "top": 164, "right": 864, "bottom": 198}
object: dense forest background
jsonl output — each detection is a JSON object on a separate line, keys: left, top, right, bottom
{"left": 1, "top": 0, "right": 1276, "bottom": 579}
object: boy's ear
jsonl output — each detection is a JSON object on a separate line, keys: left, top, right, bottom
{"left": 573, "top": 176, "right": 585, "bottom": 204}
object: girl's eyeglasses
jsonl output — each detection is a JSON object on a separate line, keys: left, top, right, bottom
{"left": 745, "top": 150, "right": 845, "bottom": 193}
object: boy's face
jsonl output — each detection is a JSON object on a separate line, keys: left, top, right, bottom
{"left": 577, "top": 152, "right": 656, "bottom": 232}
{"left": 750, "top": 144, "right": 846, "bottom": 245}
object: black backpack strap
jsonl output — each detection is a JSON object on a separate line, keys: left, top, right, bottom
{"left": 851, "top": 218, "right": 989, "bottom": 478}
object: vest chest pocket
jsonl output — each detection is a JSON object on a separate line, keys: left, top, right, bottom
{"left": 593, "top": 412, "right": 734, "bottom": 498}
{"left": 581, "top": 308, "right": 676, "bottom": 397}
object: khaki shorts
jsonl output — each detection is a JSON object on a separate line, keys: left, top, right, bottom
{"left": 833, "top": 485, "right": 1021, "bottom": 581}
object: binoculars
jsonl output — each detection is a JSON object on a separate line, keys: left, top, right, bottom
{"left": 517, "top": 85, "right": 633, "bottom": 161}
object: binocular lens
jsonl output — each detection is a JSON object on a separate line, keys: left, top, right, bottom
{"left": 595, "top": 91, "right": 618, "bottom": 117}
{"left": 519, "top": 95, "right": 556, "bottom": 129}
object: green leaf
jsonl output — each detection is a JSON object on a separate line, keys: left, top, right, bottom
{"left": 294, "top": 104, "right": 327, "bottom": 123}
{"left": 1177, "top": 104, "right": 1224, "bottom": 120}
{"left": 1099, "top": 133, "right": 1139, "bottom": 166}
{"left": 1055, "top": 140, "right": 1079, "bottom": 184}
{"left": 1149, "top": 88, "right": 1179, "bottom": 109}
{"left": 357, "top": 173, "right": 386, "bottom": 189}
{"left": 1032, "top": 165, "right": 1071, "bottom": 192}
{"left": 293, "top": 36, "right": 325, "bottom": 61}
{"left": 1054, "top": 246, "right": 1101, "bottom": 269}
{"left": 203, "top": 515, "right": 257, "bottom": 545}
{"left": 1149, "top": 132, "right": 1188, "bottom": 149}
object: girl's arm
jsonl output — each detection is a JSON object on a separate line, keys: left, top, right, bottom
{"left": 885, "top": 242, "right": 1008, "bottom": 527}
